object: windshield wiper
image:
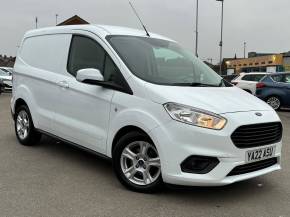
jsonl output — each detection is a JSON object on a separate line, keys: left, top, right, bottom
{"left": 171, "top": 82, "right": 220, "bottom": 87}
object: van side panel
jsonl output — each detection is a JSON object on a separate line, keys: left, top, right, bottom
{"left": 20, "top": 34, "right": 70, "bottom": 73}
{"left": 14, "top": 34, "right": 72, "bottom": 133}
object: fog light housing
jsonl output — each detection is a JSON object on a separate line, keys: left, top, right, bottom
{"left": 181, "top": 156, "right": 219, "bottom": 174}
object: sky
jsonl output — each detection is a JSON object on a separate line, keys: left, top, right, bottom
{"left": 1, "top": 0, "right": 290, "bottom": 63}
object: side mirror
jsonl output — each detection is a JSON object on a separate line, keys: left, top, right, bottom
{"left": 76, "top": 68, "right": 104, "bottom": 84}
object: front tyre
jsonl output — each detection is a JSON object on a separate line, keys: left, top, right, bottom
{"left": 113, "top": 131, "right": 162, "bottom": 193}
{"left": 14, "top": 105, "right": 41, "bottom": 146}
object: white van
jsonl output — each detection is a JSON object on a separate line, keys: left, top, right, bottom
{"left": 11, "top": 25, "right": 283, "bottom": 193}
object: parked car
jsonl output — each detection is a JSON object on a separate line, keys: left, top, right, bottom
{"left": 222, "top": 74, "right": 238, "bottom": 83}
{"left": 232, "top": 72, "right": 269, "bottom": 94}
{"left": 11, "top": 25, "right": 283, "bottom": 193}
{"left": 0, "top": 68, "right": 12, "bottom": 91}
{"left": 0, "top": 67, "right": 13, "bottom": 75}
{"left": 0, "top": 79, "right": 4, "bottom": 94}
{"left": 255, "top": 72, "right": 290, "bottom": 110}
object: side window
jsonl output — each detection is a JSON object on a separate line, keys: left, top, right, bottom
{"left": 253, "top": 74, "right": 265, "bottom": 82}
{"left": 67, "top": 35, "right": 105, "bottom": 76}
{"left": 285, "top": 74, "right": 290, "bottom": 83}
{"left": 103, "top": 55, "right": 127, "bottom": 87}
{"left": 271, "top": 75, "right": 283, "bottom": 82}
{"left": 262, "top": 76, "right": 273, "bottom": 83}
{"left": 242, "top": 74, "right": 264, "bottom": 81}
{"left": 242, "top": 75, "right": 254, "bottom": 81}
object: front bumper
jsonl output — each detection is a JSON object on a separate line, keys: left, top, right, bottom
{"left": 2, "top": 81, "right": 12, "bottom": 91}
{"left": 150, "top": 110, "right": 282, "bottom": 186}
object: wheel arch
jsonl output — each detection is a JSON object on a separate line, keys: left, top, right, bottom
{"left": 14, "top": 98, "right": 28, "bottom": 109}
{"left": 12, "top": 84, "right": 38, "bottom": 127}
{"left": 110, "top": 125, "right": 152, "bottom": 157}
{"left": 243, "top": 89, "right": 252, "bottom": 94}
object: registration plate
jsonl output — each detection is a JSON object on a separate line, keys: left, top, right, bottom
{"left": 246, "top": 146, "right": 276, "bottom": 163}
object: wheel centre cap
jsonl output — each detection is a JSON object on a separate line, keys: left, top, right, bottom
{"left": 138, "top": 160, "right": 145, "bottom": 166}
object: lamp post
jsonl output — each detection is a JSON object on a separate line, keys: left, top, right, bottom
{"left": 195, "top": 0, "right": 199, "bottom": 57}
{"left": 56, "top": 14, "right": 59, "bottom": 25}
{"left": 244, "top": 42, "right": 247, "bottom": 58}
{"left": 216, "top": 0, "right": 224, "bottom": 75}
{"left": 35, "top": 16, "right": 38, "bottom": 29}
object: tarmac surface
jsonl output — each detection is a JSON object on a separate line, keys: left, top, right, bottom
{"left": 0, "top": 93, "right": 289, "bottom": 217}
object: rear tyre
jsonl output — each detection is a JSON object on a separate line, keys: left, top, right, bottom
{"left": 14, "top": 105, "right": 42, "bottom": 146}
{"left": 266, "top": 96, "right": 281, "bottom": 110}
{"left": 112, "top": 131, "right": 163, "bottom": 193}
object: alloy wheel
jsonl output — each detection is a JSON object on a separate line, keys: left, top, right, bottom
{"left": 120, "top": 141, "right": 161, "bottom": 186}
{"left": 16, "top": 110, "right": 30, "bottom": 140}
{"left": 267, "top": 97, "right": 281, "bottom": 110}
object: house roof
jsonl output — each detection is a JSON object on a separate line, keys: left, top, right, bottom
{"left": 57, "top": 15, "right": 89, "bottom": 26}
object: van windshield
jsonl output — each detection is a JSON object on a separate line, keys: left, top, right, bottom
{"left": 107, "top": 35, "right": 229, "bottom": 87}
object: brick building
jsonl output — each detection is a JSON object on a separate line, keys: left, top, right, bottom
{"left": 57, "top": 15, "right": 89, "bottom": 26}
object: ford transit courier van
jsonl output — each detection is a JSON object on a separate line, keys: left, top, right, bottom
{"left": 11, "top": 25, "right": 283, "bottom": 193}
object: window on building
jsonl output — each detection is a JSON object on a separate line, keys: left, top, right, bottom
{"left": 268, "top": 61, "right": 273, "bottom": 64}
{"left": 276, "top": 65, "right": 284, "bottom": 72}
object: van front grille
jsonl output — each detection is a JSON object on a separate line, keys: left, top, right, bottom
{"left": 231, "top": 122, "right": 282, "bottom": 148}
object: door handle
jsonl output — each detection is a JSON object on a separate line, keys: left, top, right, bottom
{"left": 57, "top": 81, "right": 69, "bottom": 89}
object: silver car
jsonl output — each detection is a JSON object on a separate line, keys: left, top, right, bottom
{"left": 0, "top": 68, "right": 12, "bottom": 91}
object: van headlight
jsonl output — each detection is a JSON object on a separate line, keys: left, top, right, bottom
{"left": 164, "top": 103, "right": 227, "bottom": 130}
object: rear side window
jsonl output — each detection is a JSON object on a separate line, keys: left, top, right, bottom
{"left": 271, "top": 75, "right": 284, "bottom": 82}
{"left": 241, "top": 75, "right": 254, "bottom": 81}
{"left": 285, "top": 74, "right": 290, "bottom": 83}
{"left": 262, "top": 76, "right": 273, "bottom": 83}
{"left": 68, "top": 36, "right": 105, "bottom": 76}
{"left": 242, "top": 74, "right": 265, "bottom": 81}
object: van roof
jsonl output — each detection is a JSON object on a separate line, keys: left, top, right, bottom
{"left": 24, "top": 24, "right": 174, "bottom": 42}
{"left": 240, "top": 72, "right": 270, "bottom": 75}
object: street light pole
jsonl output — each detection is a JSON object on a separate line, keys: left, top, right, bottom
{"left": 195, "top": 0, "right": 199, "bottom": 57}
{"left": 56, "top": 14, "right": 59, "bottom": 25}
{"left": 244, "top": 42, "right": 247, "bottom": 58}
{"left": 35, "top": 16, "right": 38, "bottom": 29}
{"left": 217, "top": 0, "right": 224, "bottom": 75}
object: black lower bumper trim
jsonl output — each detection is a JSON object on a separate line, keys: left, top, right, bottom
{"left": 227, "top": 158, "right": 278, "bottom": 176}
